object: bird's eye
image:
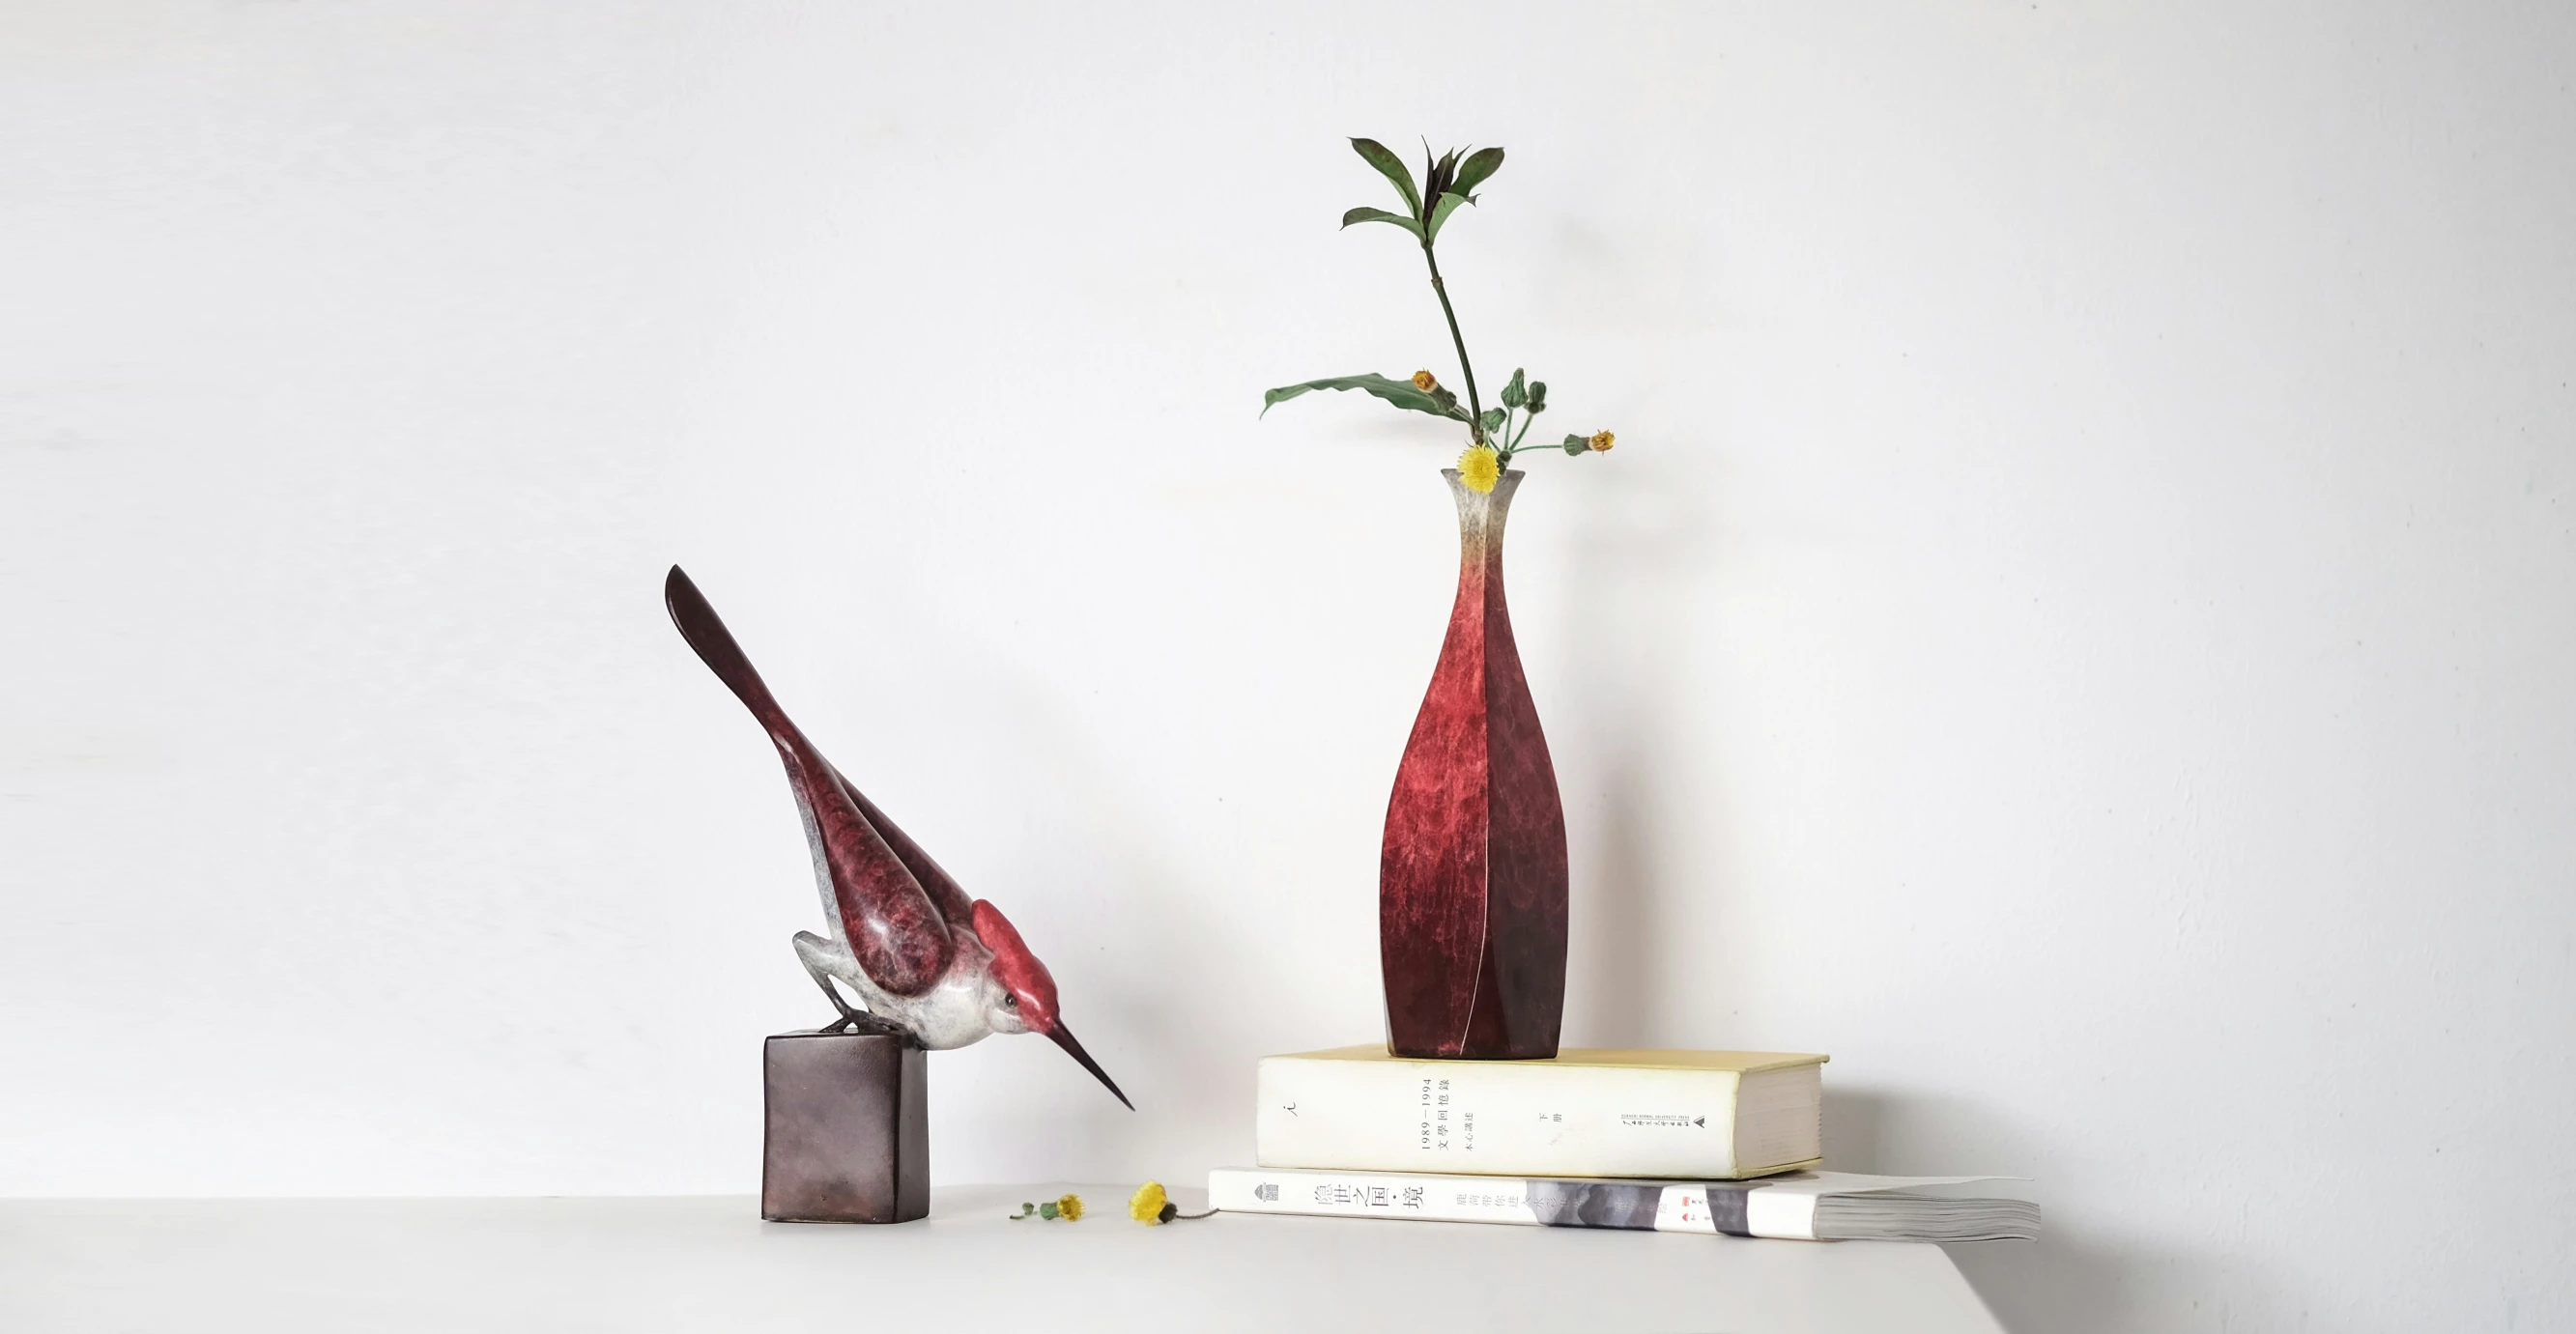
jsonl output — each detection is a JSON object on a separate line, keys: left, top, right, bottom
{"left": 1003, "top": 994, "right": 1019, "bottom": 1008}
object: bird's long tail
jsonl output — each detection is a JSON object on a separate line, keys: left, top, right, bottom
{"left": 664, "top": 565, "right": 790, "bottom": 731}
{"left": 664, "top": 564, "right": 959, "bottom": 997}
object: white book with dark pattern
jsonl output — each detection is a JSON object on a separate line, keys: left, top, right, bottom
{"left": 1208, "top": 1167, "right": 2039, "bottom": 1242}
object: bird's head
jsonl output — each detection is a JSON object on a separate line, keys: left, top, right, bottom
{"left": 970, "top": 899, "right": 1132, "bottom": 1110}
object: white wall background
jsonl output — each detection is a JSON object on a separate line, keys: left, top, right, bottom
{"left": 5, "top": 3, "right": 2571, "bottom": 1329}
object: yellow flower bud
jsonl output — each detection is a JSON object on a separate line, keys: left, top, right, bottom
{"left": 1056, "top": 1193, "right": 1084, "bottom": 1221}
{"left": 1589, "top": 431, "right": 1616, "bottom": 453}
{"left": 1130, "top": 1180, "right": 1169, "bottom": 1224}
{"left": 1412, "top": 370, "right": 1439, "bottom": 391}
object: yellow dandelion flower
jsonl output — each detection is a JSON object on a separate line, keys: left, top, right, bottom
{"left": 1056, "top": 1193, "right": 1084, "bottom": 1221}
{"left": 1130, "top": 1180, "right": 1169, "bottom": 1225}
{"left": 1411, "top": 370, "right": 1439, "bottom": 391}
{"left": 1457, "top": 444, "right": 1502, "bottom": 494}
{"left": 1589, "top": 431, "right": 1616, "bottom": 453}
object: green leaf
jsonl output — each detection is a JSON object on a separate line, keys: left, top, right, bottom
{"left": 1424, "top": 191, "right": 1473, "bottom": 242}
{"left": 1480, "top": 408, "right": 1506, "bottom": 434}
{"left": 1564, "top": 433, "right": 1589, "bottom": 455}
{"left": 1341, "top": 206, "right": 1425, "bottom": 240}
{"left": 1501, "top": 369, "right": 1527, "bottom": 409}
{"left": 1453, "top": 146, "right": 1505, "bottom": 197}
{"left": 1039, "top": 1201, "right": 1060, "bottom": 1220}
{"left": 1263, "top": 373, "right": 1471, "bottom": 421}
{"left": 1349, "top": 138, "right": 1421, "bottom": 217}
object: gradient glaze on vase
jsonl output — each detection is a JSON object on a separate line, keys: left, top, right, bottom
{"left": 1381, "top": 468, "right": 1569, "bottom": 1059}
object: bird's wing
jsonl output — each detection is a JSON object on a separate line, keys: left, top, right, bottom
{"left": 830, "top": 764, "right": 977, "bottom": 930}
{"left": 665, "top": 567, "right": 954, "bottom": 995}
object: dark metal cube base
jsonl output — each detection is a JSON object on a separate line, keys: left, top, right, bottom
{"left": 761, "top": 1030, "right": 929, "bottom": 1223}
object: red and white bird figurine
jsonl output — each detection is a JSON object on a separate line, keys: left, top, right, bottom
{"left": 665, "top": 565, "right": 1131, "bottom": 1109}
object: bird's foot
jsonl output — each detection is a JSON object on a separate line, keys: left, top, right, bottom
{"left": 816, "top": 1009, "right": 907, "bottom": 1038}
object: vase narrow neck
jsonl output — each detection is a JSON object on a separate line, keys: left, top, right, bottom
{"left": 1444, "top": 468, "right": 1523, "bottom": 559}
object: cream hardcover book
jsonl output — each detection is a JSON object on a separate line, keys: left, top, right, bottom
{"left": 1254, "top": 1045, "right": 1827, "bottom": 1179}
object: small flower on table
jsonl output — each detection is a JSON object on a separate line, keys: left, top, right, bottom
{"left": 1129, "top": 1180, "right": 1216, "bottom": 1226}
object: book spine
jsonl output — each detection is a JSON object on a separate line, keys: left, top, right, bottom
{"left": 1254, "top": 1057, "right": 1750, "bottom": 1178}
{"left": 1210, "top": 1168, "right": 1769, "bottom": 1235}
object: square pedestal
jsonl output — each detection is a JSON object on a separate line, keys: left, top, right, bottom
{"left": 761, "top": 1030, "right": 929, "bottom": 1223}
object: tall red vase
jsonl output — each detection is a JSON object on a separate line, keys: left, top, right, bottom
{"left": 1381, "top": 468, "right": 1569, "bottom": 1060}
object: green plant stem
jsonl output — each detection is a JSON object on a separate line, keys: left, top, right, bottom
{"left": 1496, "top": 405, "right": 1546, "bottom": 462}
{"left": 1419, "top": 243, "right": 1484, "bottom": 442}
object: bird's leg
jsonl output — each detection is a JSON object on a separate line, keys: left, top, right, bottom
{"left": 793, "top": 931, "right": 866, "bottom": 1035}
{"left": 807, "top": 973, "right": 863, "bottom": 1035}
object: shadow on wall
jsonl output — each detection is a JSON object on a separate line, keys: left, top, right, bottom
{"left": 1556, "top": 452, "right": 1718, "bottom": 1051}
{"left": 1949, "top": 1234, "right": 2157, "bottom": 1334}
{"left": 1833, "top": 1087, "right": 2250, "bottom": 1333}
{"left": 1547, "top": 439, "right": 2253, "bottom": 1333}
{"left": 1568, "top": 753, "right": 1659, "bottom": 1045}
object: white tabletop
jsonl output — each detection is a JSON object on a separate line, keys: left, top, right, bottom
{"left": 0, "top": 1184, "right": 2003, "bottom": 1333}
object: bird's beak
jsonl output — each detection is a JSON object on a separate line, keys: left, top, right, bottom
{"left": 1046, "top": 1024, "right": 1133, "bottom": 1110}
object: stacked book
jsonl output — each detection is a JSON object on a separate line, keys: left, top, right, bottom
{"left": 1207, "top": 1045, "right": 2038, "bottom": 1243}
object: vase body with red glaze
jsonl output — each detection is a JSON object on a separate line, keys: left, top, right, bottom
{"left": 1380, "top": 468, "right": 1569, "bottom": 1060}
